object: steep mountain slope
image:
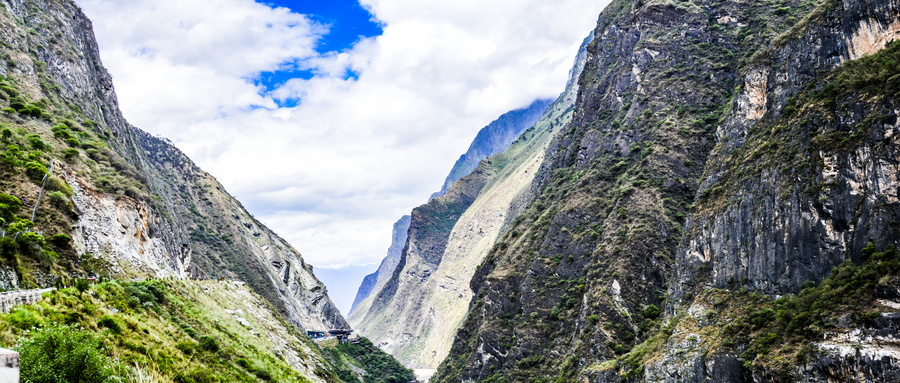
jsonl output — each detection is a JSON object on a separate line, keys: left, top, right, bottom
{"left": 348, "top": 34, "right": 593, "bottom": 369}
{"left": 431, "top": 98, "right": 555, "bottom": 200}
{"left": 350, "top": 100, "right": 554, "bottom": 316}
{"left": 0, "top": 0, "right": 345, "bottom": 332}
{"left": 432, "top": 0, "right": 900, "bottom": 382}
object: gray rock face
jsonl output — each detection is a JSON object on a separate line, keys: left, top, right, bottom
{"left": 0, "top": 0, "right": 346, "bottom": 331}
{"left": 677, "top": 0, "right": 900, "bottom": 298}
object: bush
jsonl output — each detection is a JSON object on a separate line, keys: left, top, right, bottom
{"left": 17, "top": 324, "right": 124, "bottom": 383}
{"left": 47, "top": 190, "right": 69, "bottom": 209}
{"left": 18, "top": 232, "right": 45, "bottom": 255}
{"left": 0, "top": 85, "right": 18, "bottom": 97}
{"left": 0, "top": 145, "right": 22, "bottom": 168}
{"left": 0, "top": 128, "right": 11, "bottom": 140}
{"left": 7, "top": 307, "right": 41, "bottom": 330}
{"left": 64, "top": 148, "right": 79, "bottom": 161}
{"left": 643, "top": 304, "right": 661, "bottom": 320}
{"left": 198, "top": 335, "right": 220, "bottom": 353}
{"left": 46, "top": 176, "right": 73, "bottom": 195}
{"left": 48, "top": 233, "right": 72, "bottom": 249}
{"left": 0, "top": 237, "right": 16, "bottom": 261}
{"left": 26, "top": 134, "right": 46, "bottom": 150}
{"left": 0, "top": 193, "right": 22, "bottom": 222}
{"left": 75, "top": 278, "right": 91, "bottom": 292}
{"left": 253, "top": 368, "right": 273, "bottom": 381}
{"left": 24, "top": 161, "right": 48, "bottom": 181}
{"left": 98, "top": 315, "right": 122, "bottom": 334}
{"left": 178, "top": 368, "right": 221, "bottom": 383}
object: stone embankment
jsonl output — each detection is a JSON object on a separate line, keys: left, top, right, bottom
{"left": 0, "top": 288, "right": 54, "bottom": 313}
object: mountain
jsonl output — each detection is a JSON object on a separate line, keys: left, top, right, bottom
{"left": 347, "top": 33, "right": 594, "bottom": 369}
{"left": 0, "top": 0, "right": 346, "bottom": 338}
{"left": 430, "top": 0, "right": 900, "bottom": 381}
{"left": 349, "top": 99, "right": 554, "bottom": 317}
{"left": 431, "top": 98, "right": 555, "bottom": 200}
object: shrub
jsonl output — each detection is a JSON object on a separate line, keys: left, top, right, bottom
{"left": 0, "top": 128, "right": 11, "bottom": 140}
{"left": 66, "top": 137, "right": 80, "bottom": 147}
{"left": 0, "top": 145, "right": 22, "bottom": 168}
{"left": 16, "top": 324, "right": 124, "bottom": 383}
{"left": 18, "top": 232, "right": 45, "bottom": 255}
{"left": 198, "top": 335, "right": 220, "bottom": 353}
{"left": 64, "top": 148, "right": 79, "bottom": 161}
{"left": 0, "top": 85, "right": 18, "bottom": 97}
{"left": 46, "top": 176, "right": 73, "bottom": 195}
{"left": 7, "top": 307, "right": 41, "bottom": 330}
{"left": 24, "top": 161, "right": 48, "bottom": 181}
{"left": 47, "top": 190, "right": 69, "bottom": 208}
{"left": 0, "top": 193, "right": 21, "bottom": 222}
{"left": 0, "top": 237, "right": 16, "bottom": 261}
{"left": 75, "top": 278, "right": 91, "bottom": 292}
{"left": 8, "top": 101, "right": 25, "bottom": 111}
{"left": 179, "top": 368, "right": 221, "bottom": 383}
{"left": 175, "top": 341, "right": 197, "bottom": 356}
{"left": 643, "top": 304, "right": 661, "bottom": 320}
{"left": 253, "top": 368, "right": 273, "bottom": 381}
{"left": 98, "top": 315, "right": 122, "bottom": 334}
{"left": 53, "top": 129, "right": 71, "bottom": 139}
{"left": 48, "top": 233, "right": 72, "bottom": 249}
{"left": 26, "top": 134, "right": 45, "bottom": 150}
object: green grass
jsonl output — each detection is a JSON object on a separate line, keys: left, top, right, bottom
{"left": 0, "top": 280, "right": 326, "bottom": 383}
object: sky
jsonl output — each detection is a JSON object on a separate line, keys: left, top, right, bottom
{"left": 73, "top": 0, "right": 611, "bottom": 313}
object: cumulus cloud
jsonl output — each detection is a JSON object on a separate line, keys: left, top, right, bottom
{"left": 74, "top": 0, "right": 611, "bottom": 268}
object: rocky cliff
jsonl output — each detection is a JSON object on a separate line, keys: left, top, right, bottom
{"left": 432, "top": 98, "right": 555, "bottom": 200}
{"left": 431, "top": 0, "right": 900, "bottom": 381}
{"left": 0, "top": 0, "right": 346, "bottom": 332}
{"left": 348, "top": 34, "right": 593, "bottom": 369}
{"left": 350, "top": 100, "right": 554, "bottom": 316}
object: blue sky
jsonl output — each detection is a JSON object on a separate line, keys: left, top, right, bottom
{"left": 254, "top": 0, "right": 383, "bottom": 96}
{"left": 74, "top": 0, "right": 612, "bottom": 314}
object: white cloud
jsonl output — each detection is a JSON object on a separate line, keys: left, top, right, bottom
{"left": 74, "top": 0, "right": 611, "bottom": 268}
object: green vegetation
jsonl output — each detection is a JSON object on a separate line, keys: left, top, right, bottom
{"left": 723, "top": 243, "right": 900, "bottom": 375}
{"left": 0, "top": 280, "right": 328, "bottom": 383}
{"left": 610, "top": 242, "right": 900, "bottom": 377}
{"left": 18, "top": 324, "right": 126, "bottom": 383}
{"left": 320, "top": 337, "right": 415, "bottom": 383}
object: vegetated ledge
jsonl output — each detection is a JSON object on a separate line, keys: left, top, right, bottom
{"left": 593, "top": 241, "right": 900, "bottom": 381}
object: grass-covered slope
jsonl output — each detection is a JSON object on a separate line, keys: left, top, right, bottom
{"left": 0, "top": 279, "right": 410, "bottom": 382}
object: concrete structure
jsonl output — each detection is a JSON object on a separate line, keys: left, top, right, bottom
{"left": 0, "top": 348, "right": 18, "bottom": 383}
{"left": 0, "top": 288, "right": 54, "bottom": 313}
